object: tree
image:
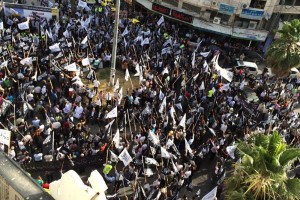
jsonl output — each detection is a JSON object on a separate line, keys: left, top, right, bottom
{"left": 266, "top": 19, "right": 300, "bottom": 77}
{"left": 225, "top": 131, "right": 300, "bottom": 200}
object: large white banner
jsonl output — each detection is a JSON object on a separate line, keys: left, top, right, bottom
{"left": 0, "top": 129, "right": 11, "bottom": 146}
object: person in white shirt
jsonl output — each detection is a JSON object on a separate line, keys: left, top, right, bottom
{"left": 88, "top": 89, "right": 96, "bottom": 104}
{"left": 74, "top": 103, "right": 84, "bottom": 119}
{"left": 106, "top": 91, "right": 112, "bottom": 106}
{"left": 93, "top": 79, "right": 100, "bottom": 94}
{"left": 10, "top": 146, "right": 16, "bottom": 159}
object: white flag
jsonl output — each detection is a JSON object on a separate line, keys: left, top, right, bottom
{"left": 144, "top": 157, "right": 159, "bottom": 166}
{"left": 0, "top": 129, "right": 11, "bottom": 146}
{"left": 46, "top": 29, "right": 53, "bottom": 39}
{"left": 118, "top": 87, "right": 123, "bottom": 105}
{"left": 200, "top": 81, "right": 205, "bottom": 90}
{"left": 63, "top": 30, "right": 70, "bottom": 38}
{"left": 64, "top": 63, "right": 78, "bottom": 71}
{"left": 105, "top": 106, "right": 118, "bottom": 119}
{"left": 49, "top": 43, "right": 61, "bottom": 52}
{"left": 149, "top": 130, "right": 160, "bottom": 145}
{"left": 110, "top": 150, "right": 119, "bottom": 162}
{"left": 113, "top": 129, "right": 120, "bottom": 148}
{"left": 226, "top": 145, "right": 236, "bottom": 159}
{"left": 150, "top": 146, "right": 156, "bottom": 155}
{"left": 43, "top": 135, "right": 51, "bottom": 145}
{"left": 208, "top": 127, "right": 216, "bottom": 136}
{"left": 175, "top": 103, "right": 183, "bottom": 112}
{"left": 124, "top": 37, "right": 127, "bottom": 47}
{"left": 81, "top": 36, "right": 88, "bottom": 44}
{"left": 0, "top": 61, "right": 8, "bottom": 68}
{"left": 157, "top": 16, "right": 164, "bottom": 26}
{"left": 122, "top": 26, "right": 129, "bottom": 37}
{"left": 204, "top": 60, "right": 209, "bottom": 72}
{"left": 191, "top": 52, "right": 196, "bottom": 67}
{"left": 142, "top": 105, "right": 151, "bottom": 115}
{"left": 159, "top": 97, "right": 166, "bottom": 113}
{"left": 125, "top": 68, "right": 130, "bottom": 81}
{"left": 163, "top": 38, "right": 172, "bottom": 47}
{"left": 118, "top": 148, "right": 133, "bottom": 167}
{"left": 178, "top": 114, "right": 186, "bottom": 129}
{"left": 105, "top": 119, "right": 115, "bottom": 131}
{"left": 200, "top": 51, "right": 210, "bottom": 58}
{"left": 114, "top": 78, "right": 119, "bottom": 91}
{"left": 159, "top": 90, "right": 165, "bottom": 101}
{"left": 201, "top": 186, "right": 218, "bottom": 200}
{"left": 171, "top": 159, "right": 178, "bottom": 173}
{"left": 170, "top": 106, "right": 176, "bottom": 125}
{"left": 193, "top": 73, "right": 199, "bottom": 81}
{"left": 134, "top": 63, "right": 140, "bottom": 76}
{"left": 78, "top": 0, "right": 87, "bottom": 7}
{"left": 162, "top": 67, "right": 169, "bottom": 75}
{"left": 0, "top": 22, "right": 3, "bottom": 30}
{"left": 185, "top": 138, "right": 193, "bottom": 154}
{"left": 18, "top": 21, "right": 29, "bottom": 30}
{"left": 161, "top": 146, "right": 171, "bottom": 158}
{"left": 81, "top": 57, "right": 90, "bottom": 66}
{"left": 144, "top": 168, "right": 154, "bottom": 177}
{"left": 141, "top": 37, "right": 149, "bottom": 46}
{"left": 23, "top": 102, "right": 33, "bottom": 115}
{"left": 20, "top": 57, "right": 32, "bottom": 66}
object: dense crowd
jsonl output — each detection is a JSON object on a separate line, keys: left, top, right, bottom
{"left": 0, "top": 0, "right": 300, "bottom": 199}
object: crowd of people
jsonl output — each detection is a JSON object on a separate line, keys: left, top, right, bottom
{"left": 0, "top": 0, "right": 300, "bottom": 199}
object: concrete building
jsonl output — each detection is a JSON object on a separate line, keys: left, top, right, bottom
{"left": 136, "top": 0, "right": 300, "bottom": 42}
{"left": 0, "top": 152, "right": 54, "bottom": 200}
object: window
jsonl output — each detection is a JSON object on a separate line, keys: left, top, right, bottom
{"left": 182, "top": 2, "right": 202, "bottom": 13}
{"left": 234, "top": 17, "right": 260, "bottom": 29}
{"left": 279, "top": 0, "right": 295, "bottom": 5}
{"left": 162, "top": 0, "right": 178, "bottom": 7}
{"left": 250, "top": 0, "right": 266, "bottom": 9}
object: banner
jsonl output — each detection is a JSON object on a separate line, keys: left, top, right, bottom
{"left": 4, "top": 3, "right": 53, "bottom": 20}
{"left": 18, "top": 21, "right": 29, "bottom": 30}
{"left": 0, "top": 129, "right": 11, "bottom": 146}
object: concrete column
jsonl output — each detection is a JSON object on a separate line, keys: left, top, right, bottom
{"left": 178, "top": 0, "right": 183, "bottom": 9}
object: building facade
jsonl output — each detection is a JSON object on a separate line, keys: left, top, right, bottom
{"left": 136, "top": 0, "right": 300, "bottom": 42}
{"left": 0, "top": 152, "right": 54, "bottom": 200}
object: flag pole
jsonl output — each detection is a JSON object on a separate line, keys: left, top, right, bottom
{"left": 87, "top": 39, "right": 95, "bottom": 58}
{"left": 109, "top": 0, "right": 120, "bottom": 86}
{"left": 126, "top": 109, "right": 132, "bottom": 140}
{"left": 124, "top": 114, "right": 126, "bottom": 141}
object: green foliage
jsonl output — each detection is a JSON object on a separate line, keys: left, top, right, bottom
{"left": 266, "top": 19, "right": 300, "bottom": 77}
{"left": 224, "top": 131, "right": 300, "bottom": 200}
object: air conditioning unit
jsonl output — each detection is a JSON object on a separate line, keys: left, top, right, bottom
{"left": 213, "top": 17, "right": 221, "bottom": 24}
{"left": 211, "top": 1, "right": 218, "bottom": 7}
{"left": 248, "top": 21, "right": 258, "bottom": 29}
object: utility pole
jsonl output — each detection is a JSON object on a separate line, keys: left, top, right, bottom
{"left": 109, "top": 0, "right": 120, "bottom": 87}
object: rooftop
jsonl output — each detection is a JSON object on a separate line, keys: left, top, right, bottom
{"left": 0, "top": 152, "right": 54, "bottom": 200}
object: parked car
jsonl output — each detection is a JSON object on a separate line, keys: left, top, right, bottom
{"left": 229, "top": 60, "right": 259, "bottom": 77}
{"left": 266, "top": 67, "right": 299, "bottom": 78}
